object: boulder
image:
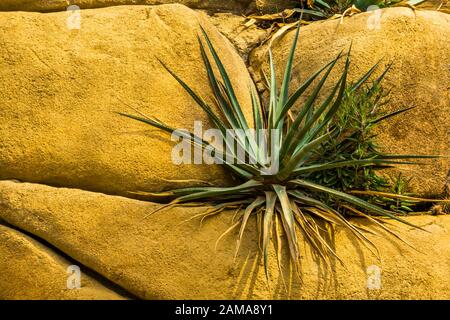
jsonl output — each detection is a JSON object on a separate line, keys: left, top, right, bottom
{"left": 417, "top": 0, "right": 450, "bottom": 11}
{"left": 0, "top": 0, "right": 305, "bottom": 14}
{"left": 0, "top": 224, "right": 126, "bottom": 299}
{"left": 0, "top": 180, "right": 449, "bottom": 299}
{"left": 250, "top": 8, "right": 450, "bottom": 196}
{"left": 207, "top": 12, "right": 269, "bottom": 61}
{"left": 0, "top": 0, "right": 254, "bottom": 13}
{"left": 0, "top": 4, "right": 253, "bottom": 198}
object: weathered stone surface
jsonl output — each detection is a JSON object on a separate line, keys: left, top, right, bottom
{"left": 417, "top": 0, "right": 450, "bottom": 12}
{"left": 0, "top": 0, "right": 307, "bottom": 14}
{"left": 0, "top": 4, "right": 253, "bottom": 197}
{"left": 1, "top": 180, "right": 449, "bottom": 299}
{"left": 255, "top": 0, "right": 299, "bottom": 12}
{"left": 251, "top": 8, "right": 450, "bottom": 196}
{"left": 0, "top": 224, "right": 126, "bottom": 299}
{"left": 207, "top": 12, "right": 269, "bottom": 61}
{"left": 0, "top": 0, "right": 254, "bottom": 13}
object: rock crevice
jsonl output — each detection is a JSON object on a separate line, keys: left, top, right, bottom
{"left": 0, "top": 222, "right": 128, "bottom": 299}
{"left": 1, "top": 180, "right": 449, "bottom": 299}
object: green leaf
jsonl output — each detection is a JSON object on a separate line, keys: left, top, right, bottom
{"left": 268, "top": 48, "right": 278, "bottom": 129}
{"left": 277, "top": 23, "right": 301, "bottom": 119}
{"left": 175, "top": 180, "right": 262, "bottom": 203}
{"left": 197, "top": 39, "right": 240, "bottom": 129}
{"left": 370, "top": 106, "right": 415, "bottom": 124}
{"left": 199, "top": 27, "right": 250, "bottom": 131}
{"left": 291, "top": 179, "right": 425, "bottom": 230}
{"left": 303, "top": 49, "right": 350, "bottom": 142}
{"left": 250, "top": 81, "right": 264, "bottom": 131}
{"left": 314, "top": 0, "right": 331, "bottom": 9}
{"left": 280, "top": 50, "right": 342, "bottom": 158}
{"left": 278, "top": 130, "right": 334, "bottom": 180}
{"left": 292, "top": 158, "right": 421, "bottom": 175}
{"left": 263, "top": 191, "right": 277, "bottom": 282}
{"left": 158, "top": 58, "right": 229, "bottom": 137}
{"left": 235, "top": 196, "right": 265, "bottom": 260}
{"left": 367, "top": 62, "right": 392, "bottom": 98}
{"left": 273, "top": 185, "right": 299, "bottom": 264}
{"left": 351, "top": 59, "right": 383, "bottom": 92}
{"left": 275, "top": 53, "right": 342, "bottom": 126}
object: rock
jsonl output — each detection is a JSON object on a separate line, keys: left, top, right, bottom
{"left": 207, "top": 12, "right": 269, "bottom": 62}
{"left": 1, "top": 180, "right": 449, "bottom": 299}
{"left": 0, "top": 0, "right": 254, "bottom": 13}
{"left": 0, "top": 224, "right": 126, "bottom": 299}
{"left": 0, "top": 0, "right": 304, "bottom": 14}
{"left": 250, "top": 8, "right": 450, "bottom": 196}
{"left": 255, "top": 0, "right": 299, "bottom": 13}
{"left": 0, "top": 4, "right": 253, "bottom": 198}
{"left": 417, "top": 0, "right": 450, "bottom": 12}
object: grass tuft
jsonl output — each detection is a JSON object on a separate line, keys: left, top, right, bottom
{"left": 119, "top": 23, "right": 446, "bottom": 284}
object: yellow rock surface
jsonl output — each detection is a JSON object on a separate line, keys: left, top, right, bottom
{"left": 0, "top": 180, "right": 449, "bottom": 299}
{"left": 0, "top": 0, "right": 254, "bottom": 13}
{"left": 251, "top": 8, "right": 450, "bottom": 196}
{"left": 0, "top": 224, "right": 126, "bottom": 299}
{"left": 0, "top": 4, "right": 252, "bottom": 197}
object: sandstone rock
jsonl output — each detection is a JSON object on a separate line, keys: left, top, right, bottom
{"left": 207, "top": 12, "right": 269, "bottom": 61}
{"left": 0, "top": 224, "right": 126, "bottom": 299}
{"left": 417, "top": 0, "right": 450, "bottom": 11}
{"left": 255, "top": 0, "right": 299, "bottom": 13}
{"left": 250, "top": 8, "right": 450, "bottom": 196}
{"left": 0, "top": 0, "right": 254, "bottom": 13}
{"left": 0, "top": 0, "right": 307, "bottom": 14}
{"left": 1, "top": 180, "right": 449, "bottom": 299}
{"left": 0, "top": 4, "right": 253, "bottom": 197}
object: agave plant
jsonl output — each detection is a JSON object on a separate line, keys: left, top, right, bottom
{"left": 119, "top": 24, "right": 445, "bottom": 280}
